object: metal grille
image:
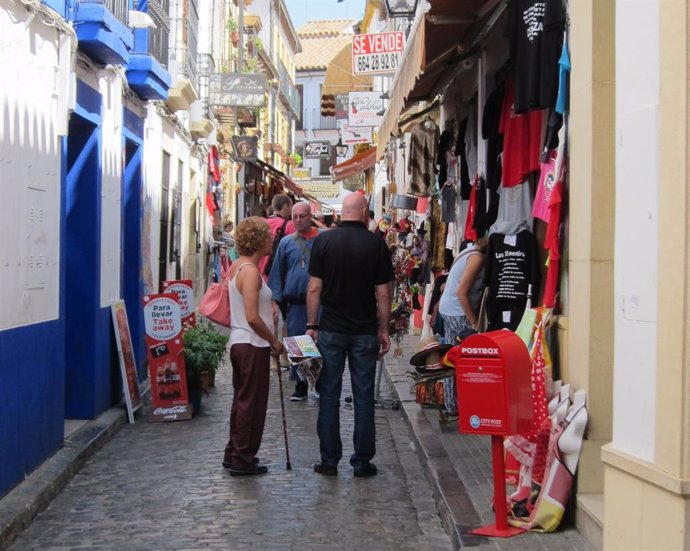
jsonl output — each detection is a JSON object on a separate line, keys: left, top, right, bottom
{"left": 102, "top": 0, "right": 129, "bottom": 26}
{"left": 148, "top": 0, "right": 170, "bottom": 67}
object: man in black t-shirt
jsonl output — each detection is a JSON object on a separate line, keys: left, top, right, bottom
{"left": 306, "top": 192, "right": 394, "bottom": 478}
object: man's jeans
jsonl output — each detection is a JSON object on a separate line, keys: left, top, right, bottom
{"left": 316, "top": 331, "right": 379, "bottom": 469}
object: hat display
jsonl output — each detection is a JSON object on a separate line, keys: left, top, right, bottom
{"left": 409, "top": 335, "right": 453, "bottom": 367}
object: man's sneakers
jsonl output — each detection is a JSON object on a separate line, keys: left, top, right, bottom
{"left": 353, "top": 462, "right": 378, "bottom": 478}
{"left": 313, "top": 462, "right": 338, "bottom": 476}
{"left": 228, "top": 464, "right": 269, "bottom": 477}
{"left": 290, "top": 380, "right": 308, "bottom": 401}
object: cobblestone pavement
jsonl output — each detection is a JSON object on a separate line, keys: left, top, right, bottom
{"left": 8, "top": 356, "right": 452, "bottom": 551}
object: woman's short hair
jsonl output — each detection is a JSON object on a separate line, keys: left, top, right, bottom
{"left": 234, "top": 217, "right": 270, "bottom": 256}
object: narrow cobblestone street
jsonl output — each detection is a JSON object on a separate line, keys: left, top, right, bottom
{"left": 8, "top": 358, "right": 452, "bottom": 551}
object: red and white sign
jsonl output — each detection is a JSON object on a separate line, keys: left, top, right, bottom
{"left": 143, "top": 294, "right": 192, "bottom": 422}
{"left": 348, "top": 92, "right": 383, "bottom": 128}
{"left": 161, "top": 279, "right": 196, "bottom": 329}
{"left": 352, "top": 32, "right": 405, "bottom": 75}
{"left": 341, "top": 123, "right": 372, "bottom": 145}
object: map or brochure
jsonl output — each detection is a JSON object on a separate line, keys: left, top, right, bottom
{"left": 283, "top": 335, "right": 322, "bottom": 387}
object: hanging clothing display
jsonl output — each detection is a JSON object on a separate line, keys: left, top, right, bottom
{"left": 556, "top": 34, "right": 571, "bottom": 115}
{"left": 456, "top": 118, "right": 472, "bottom": 199}
{"left": 483, "top": 230, "right": 541, "bottom": 331}
{"left": 463, "top": 176, "right": 478, "bottom": 241}
{"left": 490, "top": 179, "right": 533, "bottom": 235}
{"left": 437, "top": 130, "right": 453, "bottom": 185}
{"left": 532, "top": 149, "right": 558, "bottom": 222}
{"left": 408, "top": 120, "right": 440, "bottom": 196}
{"left": 499, "top": 80, "right": 544, "bottom": 187}
{"left": 440, "top": 182, "right": 458, "bottom": 224}
{"left": 429, "top": 198, "right": 448, "bottom": 271}
{"left": 507, "top": 0, "right": 567, "bottom": 113}
{"left": 483, "top": 84, "right": 505, "bottom": 227}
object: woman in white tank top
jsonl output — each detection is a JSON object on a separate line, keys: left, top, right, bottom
{"left": 222, "top": 217, "right": 285, "bottom": 477}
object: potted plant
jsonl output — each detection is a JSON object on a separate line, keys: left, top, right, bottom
{"left": 183, "top": 320, "right": 229, "bottom": 414}
{"left": 227, "top": 19, "right": 240, "bottom": 47}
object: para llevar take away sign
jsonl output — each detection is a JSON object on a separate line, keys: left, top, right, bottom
{"left": 352, "top": 32, "right": 405, "bottom": 75}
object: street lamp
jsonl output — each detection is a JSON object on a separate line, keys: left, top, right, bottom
{"left": 335, "top": 136, "right": 349, "bottom": 158}
{"left": 383, "top": 0, "right": 420, "bottom": 19}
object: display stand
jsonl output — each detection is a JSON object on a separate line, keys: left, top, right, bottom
{"left": 469, "top": 435, "right": 526, "bottom": 537}
{"left": 345, "top": 357, "right": 400, "bottom": 410}
{"left": 374, "top": 357, "right": 400, "bottom": 410}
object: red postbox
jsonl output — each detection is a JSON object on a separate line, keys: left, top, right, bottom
{"left": 454, "top": 330, "right": 533, "bottom": 436}
{"left": 449, "top": 330, "right": 534, "bottom": 538}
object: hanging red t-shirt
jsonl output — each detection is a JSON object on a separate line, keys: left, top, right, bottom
{"left": 463, "top": 175, "right": 478, "bottom": 241}
{"left": 542, "top": 179, "right": 563, "bottom": 308}
{"left": 499, "top": 80, "right": 544, "bottom": 187}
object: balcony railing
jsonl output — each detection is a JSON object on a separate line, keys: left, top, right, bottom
{"left": 102, "top": 0, "right": 129, "bottom": 26}
{"left": 196, "top": 53, "right": 215, "bottom": 116}
{"left": 276, "top": 58, "right": 300, "bottom": 116}
{"left": 147, "top": 0, "right": 170, "bottom": 68}
{"left": 302, "top": 108, "right": 337, "bottom": 130}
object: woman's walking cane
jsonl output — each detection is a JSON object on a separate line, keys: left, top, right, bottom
{"left": 274, "top": 349, "right": 292, "bottom": 471}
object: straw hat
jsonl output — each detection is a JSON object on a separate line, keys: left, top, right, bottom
{"left": 409, "top": 335, "right": 453, "bottom": 367}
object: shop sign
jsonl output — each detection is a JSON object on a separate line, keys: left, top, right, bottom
{"left": 143, "top": 294, "right": 192, "bottom": 422}
{"left": 304, "top": 141, "right": 332, "bottom": 158}
{"left": 209, "top": 73, "right": 267, "bottom": 107}
{"left": 293, "top": 167, "right": 312, "bottom": 180}
{"left": 161, "top": 279, "right": 196, "bottom": 329}
{"left": 348, "top": 92, "right": 384, "bottom": 127}
{"left": 341, "top": 123, "right": 372, "bottom": 145}
{"left": 335, "top": 94, "right": 349, "bottom": 120}
{"left": 352, "top": 32, "right": 405, "bottom": 75}
{"left": 299, "top": 181, "right": 340, "bottom": 199}
{"left": 231, "top": 135, "right": 258, "bottom": 162}
{"left": 111, "top": 301, "right": 142, "bottom": 424}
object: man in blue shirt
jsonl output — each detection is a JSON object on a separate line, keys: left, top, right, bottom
{"left": 268, "top": 201, "right": 322, "bottom": 400}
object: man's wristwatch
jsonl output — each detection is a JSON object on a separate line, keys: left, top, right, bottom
{"left": 305, "top": 324, "right": 319, "bottom": 330}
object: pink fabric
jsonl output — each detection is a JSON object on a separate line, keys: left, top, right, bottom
{"left": 257, "top": 216, "right": 296, "bottom": 277}
{"left": 532, "top": 150, "right": 558, "bottom": 222}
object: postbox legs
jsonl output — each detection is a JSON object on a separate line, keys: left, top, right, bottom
{"left": 469, "top": 435, "right": 526, "bottom": 538}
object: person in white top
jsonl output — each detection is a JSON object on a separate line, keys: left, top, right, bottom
{"left": 438, "top": 237, "right": 487, "bottom": 344}
{"left": 222, "top": 217, "right": 285, "bottom": 477}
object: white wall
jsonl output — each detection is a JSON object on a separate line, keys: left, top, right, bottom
{"left": 0, "top": 2, "right": 72, "bottom": 330}
{"left": 613, "top": 0, "right": 659, "bottom": 461}
{"left": 99, "top": 70, "right": 124, "bottom": 307}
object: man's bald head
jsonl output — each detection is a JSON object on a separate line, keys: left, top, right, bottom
{"left": 341, "top": 193, "right": 368, "bottom": 223}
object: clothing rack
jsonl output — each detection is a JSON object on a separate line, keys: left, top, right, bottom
{"left": 398, "top": 100, "right": 441, "bottom": 130}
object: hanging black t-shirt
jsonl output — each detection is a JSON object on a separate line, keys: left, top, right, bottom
{"left": 482, "top": 85, "right": 505, "bottom": 226}
{"left": 482, "top": 230, "right": 541, "bottom": 331}
{"left": 456, "top": 118, "right": 472, "bottom": 199}
{"left": 507, "top": 0, "right": 566, "bottom": 113}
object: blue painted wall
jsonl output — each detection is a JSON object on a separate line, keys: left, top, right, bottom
{"left": 64, "top": 81, "right": 119, "bottom": 419}
{"left": 0, "top": 321, "right": 66, "bottom": 497}
{"left": 0, "top": 138, "right": 69, "bottom": 499}
{"left": 123, "top": 111, "right": 145, "bottom": 378}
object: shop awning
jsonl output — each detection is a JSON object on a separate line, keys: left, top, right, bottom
{"left": 377, "top": 0, "right": 506, "bottom": 156}
{"left": 320, "top": 42, "right": 373, "bottom": 116}
{"left": 330, "top": 147, "right": 377, "bottom": 182}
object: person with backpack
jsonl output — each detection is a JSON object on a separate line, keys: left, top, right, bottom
{"left": 259, "top": 194, "right": 295, "bottom": 278}
{"left": 268, "top": 201, "right": 324, "bottom": 401}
